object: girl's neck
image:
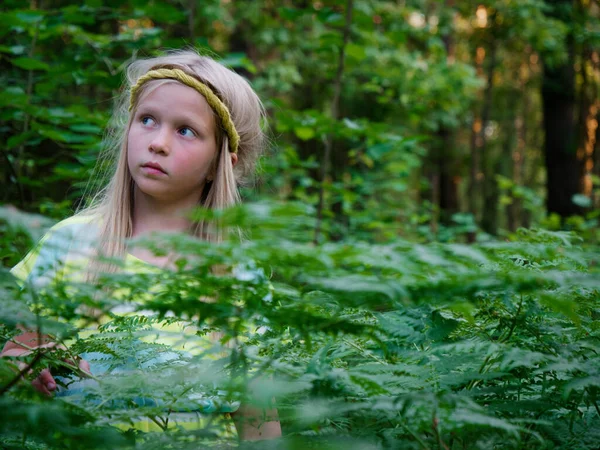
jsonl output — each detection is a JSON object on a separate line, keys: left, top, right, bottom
{"left": 131, "top": 188, "right": 200, "bottom": 237}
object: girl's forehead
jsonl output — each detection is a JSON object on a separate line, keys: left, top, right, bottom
{"left": 135, "top": 80, "right": 214, "bottom": 117}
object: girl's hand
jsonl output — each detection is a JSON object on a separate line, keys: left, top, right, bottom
{"left": 31, "top": 367, "right": 56, "bottom": 396}
{"left": 232, "top": 404, "right": 282, "bottom": 440}
{"left": 30, "top": 359, "right": 91, "bottom": 396}
{"left": 2, "top": 337, "right": 91, "bottom": 396}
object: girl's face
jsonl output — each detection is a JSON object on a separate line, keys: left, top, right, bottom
{"left": 127, "top": 82, "right": 219, "bottom": 206}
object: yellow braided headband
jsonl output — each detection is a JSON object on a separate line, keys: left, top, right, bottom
{"left": 129, "top": 68, "right": 240, "bottom": 153}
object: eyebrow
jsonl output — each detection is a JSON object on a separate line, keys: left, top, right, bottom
{"left": 136, "top": 104, "right": 213, "bottom": 135}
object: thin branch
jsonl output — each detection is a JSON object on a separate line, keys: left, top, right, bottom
{"left": 502, "top": 295, "right": 524, "bottom": 343}
{"left": 147, "top": 415, "right": 168, "bottom": 431}
{"left": 399, "top": 419, "right": 431, "bottom": 450}
{"left": 188, "top": 0, "right": 196, "bottom": 41}
{"left": 16, "top": 17, "right": 40, "bottom": 178}
{"left": 432, "top": 412, "right": 449, "bottom": 450}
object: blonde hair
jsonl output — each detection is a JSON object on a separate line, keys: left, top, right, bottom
{"left": 79, "top": 49, "right": 266, "bottom": 267}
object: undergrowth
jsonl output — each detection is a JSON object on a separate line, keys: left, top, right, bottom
{"left": 0, "top": 203, "right": 599, "bottom": 449}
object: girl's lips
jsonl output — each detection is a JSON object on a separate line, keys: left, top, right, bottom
{"left": 141, "top": 162, "right": 167, "bottom": 175}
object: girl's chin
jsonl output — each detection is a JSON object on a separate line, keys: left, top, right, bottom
{"left": 134, "top": 184, "right": 201, "bottom": 205}
{"left": 133, "top": 183, "right": 170, "bottom": 200}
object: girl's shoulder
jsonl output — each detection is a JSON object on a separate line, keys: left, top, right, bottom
{"left": 48, "top": 213, "right": 98, "bottom": 229}
{"left": 34, "top": 214, "right": 100, "bottom": 242}
{"left": 11, "top": 214, "right": 102, "bottom": 285}
{"left": 31, "top": 213, "right": 101, "bottom": 255}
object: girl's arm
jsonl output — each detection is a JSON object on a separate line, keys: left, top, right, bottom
{"left": 232, "top": 404, "right": 282, "bottom": 440}
{"left": 1, "top": 329, "right": 55, "bottom": 356}
{"left": 1, "top": 330, "right": 59, "bottom": 395}
{"left": 1, "top": 330, "right": 90, "bottom": 396}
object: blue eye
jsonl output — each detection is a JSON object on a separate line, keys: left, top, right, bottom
{"left": 178, "top": 127, "right": 196, "bottom": 138}
{"left": 141, "top": 116, "right": 155, "bottom": 127}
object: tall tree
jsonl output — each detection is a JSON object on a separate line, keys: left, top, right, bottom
{"left": 434, "top": 0, "right": 460, "bottom": 228}
{"left": 541, "top": 0, "right": 582, "bottom": 218}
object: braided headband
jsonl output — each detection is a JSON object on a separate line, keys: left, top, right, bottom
{"left": 129, "top": 68, "right": 240, "bottom": 153}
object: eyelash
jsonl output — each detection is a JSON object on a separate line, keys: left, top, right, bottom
{"left": 140, "top": 116, "right": 197, "bottom": 138}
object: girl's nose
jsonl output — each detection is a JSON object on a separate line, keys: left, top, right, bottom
{"left": 148, "top": 128, "right": 171, "bottom": 155}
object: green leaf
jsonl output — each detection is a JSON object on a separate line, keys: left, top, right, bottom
{"left": 36, "top": 125, "right": 96, "bottom": 144}
{"left": 15, "top": 11, "right": 45, "bottom": 24}
{"left": 11, "top": 56, "right": 50, "bottom": 71}
{"left": 294, "top": 126, "right": 315, "bottom": 141}
{"left": 451, "top": 410, "right": 520, "bottom": 436}
{"left": 564, "top": 376, "right": 600, "bottom": 397}
{"left": 572, "top": 194, "right": 591, "bottom": 208}
{"left": 343, "top": 118, "right": 362, "bottom": 130}
{"left": 346, "top": 43, "right": 366, "bottom": 61}
{"left": 69, "top": 124, "right": 103, "bottom": 134}
{"left": 0, "top": 45, "right": 25, "bottom": 54}
{"left": 6, "top": 131, "right": 35, "bottom": 150}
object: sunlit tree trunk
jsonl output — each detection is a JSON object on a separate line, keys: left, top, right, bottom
{"left": 594, "top": 51, "right": 600, "bottom": 209}
{"left": 576, "top": 0, "right": 599, "bottom": 208}
{"left": 595, "top": 106, "right": 600, "bottom": 208}
{"left": 508, "top": 57, "right": 531, "bottom": 232}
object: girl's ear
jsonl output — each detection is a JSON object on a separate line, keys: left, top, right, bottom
{"left": 230, "top": 152, "right": 238, "bottom": 167}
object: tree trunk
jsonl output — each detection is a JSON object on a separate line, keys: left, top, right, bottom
{"left": 503, "top": 96, "right": 518, "bottom": 232}
{"left": 479, "top": 30, "right": 498, "bottom": 235}
{"left": 594, "top": 104, "right": 600, "bottom": 208}
{"left": 437, "top": 1, "right": 459, "bottom": 225}
{"left": 509, "top": 58, "right": 530, "bottom": 232}
{"left": 188, "top": 0, "right": 196, "bottom": 41}
{"left": 437, "top": 129, "right": 459, "bottom": 222}
{"left": 541, "top": 0, "right": 582, "bottom": 218}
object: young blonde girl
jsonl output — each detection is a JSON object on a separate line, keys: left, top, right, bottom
{"left": 2, "top": 49, "right": 281, "bottom": 441}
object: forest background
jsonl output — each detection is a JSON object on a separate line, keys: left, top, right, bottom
{"left": 1, "top": 1, "right": 600, "bottom": 449}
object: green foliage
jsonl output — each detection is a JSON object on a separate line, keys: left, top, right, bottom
{"left": 3, "top": 0, "right": 596, "bottom": 237}
{"left": 1, "top": 205, "right": 599, "bottom": 449}
{"left": 1, "top": 0, "right": 599, "bottom": 448}
{"left": 0, "top": 206, "right": 53, "bottom": 268}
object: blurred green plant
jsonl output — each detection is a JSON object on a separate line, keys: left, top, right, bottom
{"left": 1, "top": 204, "right": 599, "bottom": 449}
